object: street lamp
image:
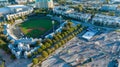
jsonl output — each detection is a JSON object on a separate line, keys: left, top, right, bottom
{"left": 52, "top": 20, "right": 55, "bottom": 32}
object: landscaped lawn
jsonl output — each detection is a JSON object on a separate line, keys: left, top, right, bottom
{"left": 19, "top": 17, "right": 58, "bottom": 38}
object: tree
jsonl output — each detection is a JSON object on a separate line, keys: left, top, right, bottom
{"left": 45, "top": 43, "right": 51, "bottom": 48}
{"left": 58, "top": 0, "right": 67, "bottom": 5}
{"left": 41, "top": 45, "right": 46, "bottom": 50}
{"left": 38, "top": 48, "right": 43, "bottom": 53}
{"left": 58, "top": 42, "right": 62, "bottom": 47}
{"left": 67, "top": 22, "right": 73, "bottom": 27}
{"left": 27, "top": 54, "right": 32, "bottom": 58}
{"left": 52, "top": 39, "right": 56, "bottom": 43}
{"left": 55, "top": 44, "right": 59, "bottom": 49}
{"left": 42, "top": 51, "right": 49, "bottom": 58}
{"left": 47, "top": 49, "right": 52, "bottom": 55}
{"left": 32, "top": 58, "right": 38, "bottom": 64}
{"left": 69, "top": 27, "right": 74, "bottom": 32}
{"left": 34, "top": 9, "right": 40, "bottom": 14}
{"left": 109, "top": 12, "right": 115, "bottom": 16}
{"left": 44, "top": 39, "right": 52, "bottom": 44}
{"left": 61, "top": 40, "right": 65, "bottom": 45}
{"left": 33, "top": 51, "right": 38, "bottom": 55}
{"left": 64, "top": 39, "right": 67, "bottom": 43}
{"left": 63, "top": 32, "right": 68, "bottom": 36}
{"left": 77, "top": 24, "right": 81, "bottom": 28}
{"left": 57, "top": 34, "right": 62, "bottom": 39}
{"left": 38, "top": 56, "right": 44, "bottom": 61}
{"left": 51, "top": 47, "right": 55, "bottom": 52}
{"left": 10, "top": 54, "right": 16, "bottom": 59}
{"left": 78, "top": 4, "right": 83, "bottom": 12}
{"left": 0, "top": 61, "right": 5, "bottom": 67}
{"left": 106, "top": 0, "right": 110, "bottom": 4}
{"left": 61, "top": 34, "right": 65, "bottom": 38}
{"left": 53, "top": 35, "right": 59, "bottom": 41}
{"left": 36, "top": 40, "right": 41, "bottom": 45}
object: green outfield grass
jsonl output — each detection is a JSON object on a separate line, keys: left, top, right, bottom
{"left": 20, "top": 17, "right": 58, "bottom": 38}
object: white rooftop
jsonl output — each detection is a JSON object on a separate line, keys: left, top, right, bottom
{"left": 82, "top": 31, "right": 96, "bottom": 40}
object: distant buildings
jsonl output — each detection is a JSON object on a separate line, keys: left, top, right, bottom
{"left": 35, "top": 0, "right": 54, "bottom": 8}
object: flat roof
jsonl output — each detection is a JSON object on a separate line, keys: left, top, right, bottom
{"left": 82, "top": 31, "right": 96, "bottom": 40}
{"left": 7, "top": 5, "right": 27, "bottom": 8}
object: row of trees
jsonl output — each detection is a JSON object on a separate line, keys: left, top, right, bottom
{"left": 54, "top": 0, "right": 67, "bottom": 5}
{"left": 32, "top": 22, "right": 85, "bottom": 66}
{"left": 33, "top": 8, "right": 50, "bottom": 15}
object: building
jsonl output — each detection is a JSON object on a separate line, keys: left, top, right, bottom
{"left": 0, "top": 5, "right": 33, "bottom": 20}
{"left": 28, "top": 0, "right": 35, "bottom": 3}
{"left": 35, "top": 0, "right": 54, "bottom": 8}
{"left": 100, "top": 4, "right": 120, "bottom": 14}
{"left": 53, "top": 6, "right": 92, "bottom": 23}
{"left": 15, "top": 0, "right": 35, "bottom": 4}
{"left": 111, "top": 0, "right": 120, "bottom": 4}
{"left": 92, "top": 14, "right": 120, "bottom": 27}
{"left": 0, "top": 0, "right": 9, "bottom": 3}
{"left": 82, "top": 27, "right": 98, "bottom": 40}
{"left": 0, "top": 0, "right": 8, "bottom": 2}
{"left": 100, "top": 4, "right": 118, "bottom": 11}
{"left": 0, "top": 0, "right": 10, "bottom": 6}
{"left": 15, "top": 0, "right": 27, "bottom": 4}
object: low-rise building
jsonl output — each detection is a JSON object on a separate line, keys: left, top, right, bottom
{"left": 68, "top": 12, "right": 91, "bottom": 22}
{"left": 92, "top": 14, "right": 120, "bottom": 27}
{"left": 100, "top": 4, "right": 118, "bottom": 11}
{"left": 82, "top": 27, "right": 98, "bottom": 40}
{"left": 53, "top": 6, "right": 92, "bottom": 23}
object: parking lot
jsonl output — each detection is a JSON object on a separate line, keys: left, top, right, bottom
{"left": 41, "top": 28, "right": 120, "bottom": 67}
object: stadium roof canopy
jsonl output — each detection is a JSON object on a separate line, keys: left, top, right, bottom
{"left": 0, "top": 5, "right": 32, "bottom": 16}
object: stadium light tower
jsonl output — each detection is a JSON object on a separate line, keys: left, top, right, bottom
{"left": 59, "top": 15, "right": 62, "bottom": 25}
{"left": 52, "top": 20, "right": 55, "bottom": 32}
